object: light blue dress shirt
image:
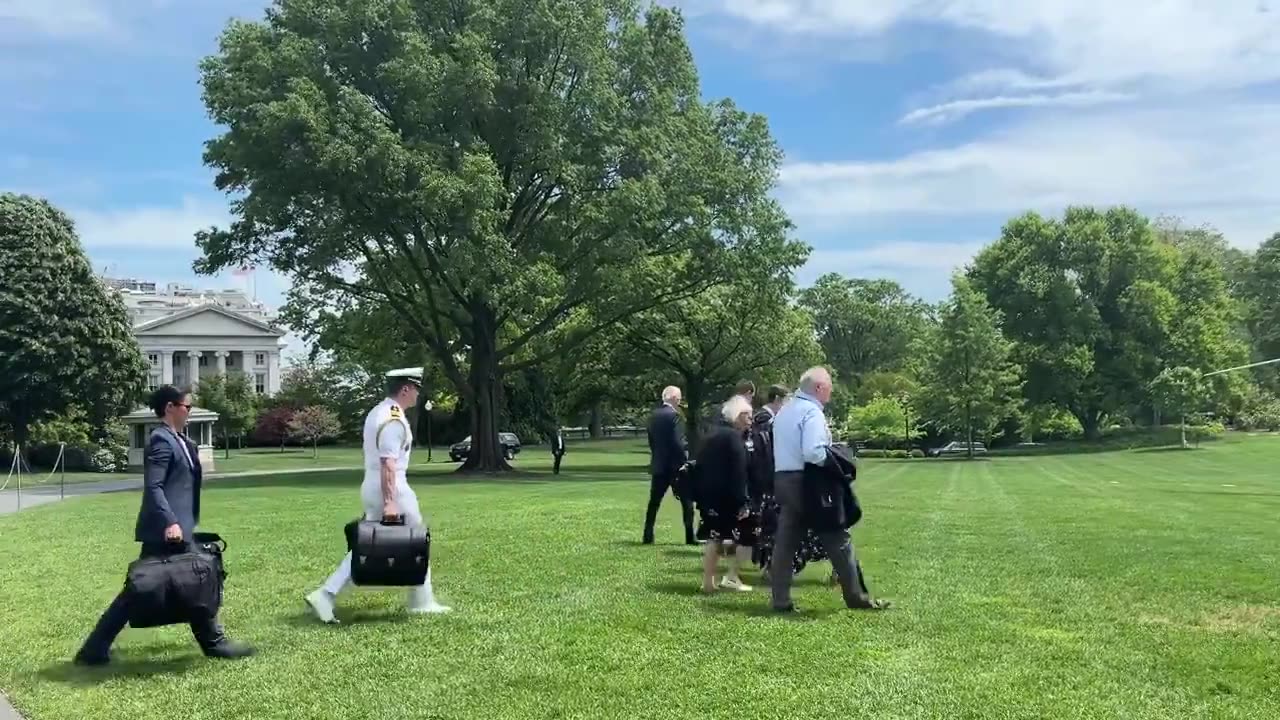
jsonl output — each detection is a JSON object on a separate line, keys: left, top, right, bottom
{"left": 771, "top": 390, "right": 831, "bottom": 472}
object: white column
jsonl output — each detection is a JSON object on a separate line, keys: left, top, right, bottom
{"left": 267, "top": 350, "right": 281, "bottom": 395}
{"left": 188, "top": 351, "right": 203, "bottom": 388}
{"left": 215, "top": 351, "right": 228, "bottom": 376}
{"left": 160, "top": 351, "right": 174, "bottom": 385}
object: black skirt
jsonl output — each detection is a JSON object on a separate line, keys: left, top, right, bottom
{"left": 696, "top": 504, "right": 756, "bottom": 545}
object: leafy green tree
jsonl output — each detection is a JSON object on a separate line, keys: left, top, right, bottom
{"left": 193, "top": 0, "right": 797, "bottom": 471}
{"left": 921, "top": 273, "right": 1022, "bottom": 456}
{"left": 799, "top": 275, "right": 932, "bottom": 388}
{"left": 0, "top": 193, "right": 147, "bottom": 450}
{"left": 195, "top": 373, "right": 261, "bottom": 458}
{"left": 970, "top": 206, "right": 1187, "bottom": 438}
{"left": 288, "top": 405, "right": 342, "bottom": 458}
{"left": 841, "top": 395, "right": 920, "bottom": 449}
{"left": 1244, "top": 233, "right": 1280, "bottom": 391}
{"left": 1148, "top": 366, "right": 1208, "bottom": 448}
{"left": 617, "top": 283, "right": 822, "bottom": 452}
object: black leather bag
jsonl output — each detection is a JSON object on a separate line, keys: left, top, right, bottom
{"left": 344, "top": 517, "right": 431, "bottom": 587}
{"left": 125, "top": 534, "right": 226, "bottom": 629}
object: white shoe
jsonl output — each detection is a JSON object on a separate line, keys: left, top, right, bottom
{"left": 408, "top": 601, "right": 453, "bottom": 615}
{"left": 719, "top": 577, "right": 754, "bottom": 592}
{"left": 305, "top": 589, "right": 339, "bottom": 624}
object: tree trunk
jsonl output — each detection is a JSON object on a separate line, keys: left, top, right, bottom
{"left": 313, "top": 438, "right": 318, "bottom": 459}
{"left": 459, "top": 323, "right": 512, "bottom": 473}
{"left": 588, "top": 401, "right": 604, "bottom": 439}
{"left": 224, "top": 426, "right": 230, "bottom": 460}
{"left": 683, "top": 380, "right": 705, "bottom": 457}
{"left": 1080, "top": 410, "right": 1102, "bottom": 440}
{"left": 966, "top": 400, "right": 974, "bottom": 459}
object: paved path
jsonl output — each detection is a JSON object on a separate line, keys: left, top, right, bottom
{"left": 0, "top": 466, "right": 361, "bottom": 517}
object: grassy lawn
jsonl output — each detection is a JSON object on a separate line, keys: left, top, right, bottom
{"left": 1, "top": 436, "right": 1278, "bottom": 719}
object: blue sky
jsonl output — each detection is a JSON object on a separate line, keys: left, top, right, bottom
{"left": 5, "top": 0, "right": 1280, "bottom": 360}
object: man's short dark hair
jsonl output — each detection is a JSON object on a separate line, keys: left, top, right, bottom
{"left": 149, "top": 385, "right": 187, "bottom": 418}
{"left": 735, "top": 380, "right": 756, "bottom": 396}
{"left": 766, "top": 384, "right": 790, "bottom": 403}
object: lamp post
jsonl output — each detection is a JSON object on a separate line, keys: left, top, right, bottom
{"left": 424, "top": 400, "right": 434, "bottom": 463}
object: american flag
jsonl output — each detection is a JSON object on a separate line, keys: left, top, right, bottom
{"left": 232, "top": 263, "right": 255, "bottom": 277}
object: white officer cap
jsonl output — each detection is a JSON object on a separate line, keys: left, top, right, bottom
{"left": 385, "top": 367, "right": 423, "bottom": 387}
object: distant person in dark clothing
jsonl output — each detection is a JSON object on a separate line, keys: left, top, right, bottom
{"left": 734, "top": 379, "right": 756, "bottom": 405}
{"left": 692, "top": 395, "right": 755, "bottom": 592}
{"left": 74, "top": 385, "right": 254, "bottom": 666}
{"left": 644, "top": 385, "right": 693, "bottom": 544}
{"left": 550, "top": 429, "right": 566, "bottom": 475}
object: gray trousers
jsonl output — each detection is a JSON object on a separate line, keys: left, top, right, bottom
{"left": 770, "top": 471, "right": 865, "bottom": 609}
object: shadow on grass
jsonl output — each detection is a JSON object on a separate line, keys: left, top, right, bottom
{"left": 276, "top": 608, "right": 416, "bottom": 628}
{"left": 1155, "top": 489, "right": 1280, "bottom": 498}
{"left": 37, "top": 646, "right": 199, "bottom": 685}
{"left": 1131, "top": 446, "right": 1208, "bottom": 454}
{"left": 204, "top": 465, "right": 650, "bottom": 492}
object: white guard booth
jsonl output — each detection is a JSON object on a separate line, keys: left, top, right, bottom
{"left": 122, "top": 406, "right": 220, "bottom": 472}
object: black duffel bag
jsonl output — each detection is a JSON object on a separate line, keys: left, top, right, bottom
{"left": 343, "top": 516, "right": 430, "bottom": 587}
{"left": 125, "top": 533, "right": 227, "bottom": 629}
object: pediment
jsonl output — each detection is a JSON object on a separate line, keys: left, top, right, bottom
{"left": 134, "top": 305, "right": 286, "bottom": 338}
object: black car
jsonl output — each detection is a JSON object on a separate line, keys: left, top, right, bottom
{"left": 449, "top": 433, "right": 522, "bottom": 462}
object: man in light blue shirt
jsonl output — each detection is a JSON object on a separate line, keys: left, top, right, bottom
{"left": 770, "top": 366, "right": 887, "bottom": 612}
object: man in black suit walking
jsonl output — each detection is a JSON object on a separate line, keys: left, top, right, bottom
{"left": 644, "top": 385, "right": 694, "bottom": 545}
{"left": 74, "top": 385, "right": 254, "bottom": 666}
{"left": 550, "top": 428, "right": 566, "bottom": 475}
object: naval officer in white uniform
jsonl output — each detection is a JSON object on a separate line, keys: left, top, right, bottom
{"left": 304, "top": 368, "right": 452, "bottom": 622}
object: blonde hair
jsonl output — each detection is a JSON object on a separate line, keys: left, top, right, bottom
{"left": 721, "top": 395, "right": 752, "bottom": 423}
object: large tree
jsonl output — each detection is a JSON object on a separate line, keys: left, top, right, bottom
{"left": 616, "top": 281, "right": 821, "bottom": 452}
{"left": 194, "top": 0, "right": 796, "bottom": 471}
{"left": 969, "top": 206, "right": 1208, "bottom": 438}
{"left": 1148, "top": 366, "right": 1207, "bottom": 448}
{"left": 0, "top": 193, "right": 147, "bottom": 448}
{"left": 921, "top": 273, "right": 1022, "bottom": 455}
{"left": 194, "top": 373, "right": 261, "bottom": 458}
{"left": 1244, "top": 233, "right": 1280, "bottom": 391}
{"left": 798, "top": 274, "right": 932, "bottom": 388}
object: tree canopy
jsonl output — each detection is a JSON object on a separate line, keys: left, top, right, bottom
{"left": 194, "top": 0, "right": 799, "bottom": 470}
{"left": 0, "top": 193, "right": 147, "bottom": 447}
{"left": 799, "top": 274, "right": 931, "bottom": 387}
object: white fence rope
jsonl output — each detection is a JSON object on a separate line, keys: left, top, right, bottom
{"left": 1, "top": 443, "right": 65, "bottom": 492}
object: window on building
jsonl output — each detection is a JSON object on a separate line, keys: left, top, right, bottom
{"left": 147, "top": 353, "right": 159, "bottom": 367}
{"left": 255, "top": 352, "right": 266, "bottom": 366}
{"left": 199, "top": 355, "right": 208, "bottom": 367}
{"left": 255, "top": 373, "right": 266, "bottom": 394}
{"left": 148, "top": 374, "right": 160, "bottom": 391}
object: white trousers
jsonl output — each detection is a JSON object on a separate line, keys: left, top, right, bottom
{"left": 321, "top": 478, "right": 440, "bottom": 608}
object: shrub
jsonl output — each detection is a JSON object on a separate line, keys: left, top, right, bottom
{"left": 910, "top": 449, "right": 925, "bottom": 458}
{"left": 858, "top": 449, "right": 888, "bottom": 458}
{"left": 887, "top": 449, "right": 909, "bottom": 459}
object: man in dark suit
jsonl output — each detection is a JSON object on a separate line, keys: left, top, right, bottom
{"left": 74, "top": 385, "right": 254, "bottom": 666}
{"left": 550, "top": 428, "right": 566, "bottom": 475}
{"left": 644, "top": 385, "right": 693, "bottom": 545}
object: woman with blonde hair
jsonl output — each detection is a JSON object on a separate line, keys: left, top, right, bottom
{"left": 690, "top": 394, "right": 755, "bottom": 593}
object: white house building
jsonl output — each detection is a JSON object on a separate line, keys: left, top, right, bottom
{"left": 108, "top": 279, "right": 288, "bottom": 396}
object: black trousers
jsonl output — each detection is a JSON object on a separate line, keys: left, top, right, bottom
{"left": 78, "top": 542, "right": 226, "bottom": 659}
{"left": 552, "top": 452, "right": 564, "bottom": 475}
{"left": 643, "top": 472, "right": 694, "bottom": 543}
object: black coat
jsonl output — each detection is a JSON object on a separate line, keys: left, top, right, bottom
{"left": 746, "top": 409, "right": 776, "bottom": 499}
{"left": 135, "top": 426, "right": 203, "bottom": 545}
{"left": 691, "top": 425, "right": 750, "bottom": 515}
{"left": 646, "top": 404, "right": 686, "bottom": 477}
{"left": 802, "top": 443, "right": 861, "bottom": 532}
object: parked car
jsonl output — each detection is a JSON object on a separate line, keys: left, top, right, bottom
{"left": 449, "top": 432, "right": 522, "bottom": 462}
{"left": 927, "top": 441, "right": 987, "bottom": 457}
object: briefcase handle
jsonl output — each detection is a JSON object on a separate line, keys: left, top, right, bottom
{"left": 380, "top": 514, "right": 405, "bottom": 526}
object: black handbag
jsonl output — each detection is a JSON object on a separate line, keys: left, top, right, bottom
{"left": 125, "top": 535, "right": 226, "bottom": 629}
{"left": 344, "top": 516, "right": 431, "bottom": 587}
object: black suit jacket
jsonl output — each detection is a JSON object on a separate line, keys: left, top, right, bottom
{"left": 802, "top": 443, "right": 861, "bottom": 532}
{"left": 134, "top": 426, "right": 203, "bottom": 545}
{"left": 551, "top": 432, "right": 565, "bottom": 454}
{"left": 691, "top": 425, "right": 749, "bottom": 514}
{"left": 646, "top": 404, "right": 686, "bottom": 477}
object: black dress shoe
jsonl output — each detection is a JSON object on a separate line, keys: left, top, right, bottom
{"left": 73, "top": 651, "right": 111, "bottom": 667}
{"left": 204, "top": 640, "right": 255, "bottom": 659}
{"left": 771, "top": 604, "right": 796, "bottom": 614}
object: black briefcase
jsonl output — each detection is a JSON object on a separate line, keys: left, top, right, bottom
{"left": 344, "top": 517, "right": 430, "bottom": 587}
{"left": 125, "top": 538, "right": 225, "bottom": 629}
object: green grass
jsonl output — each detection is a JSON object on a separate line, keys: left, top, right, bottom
{"left": 2, "top": 436, "right": 1279, "bottom": 719}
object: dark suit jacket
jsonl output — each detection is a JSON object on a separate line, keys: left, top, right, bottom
{"left": 135, "top": 426, "right": 203, "bottom": 545}
{"left": 802, "top": 443, "right": 861, "bottom": 532}
{"left": 551, "top": 432, "right": 565, "bottom": 455}
{"left": 746, "top": 408, "right": 776, "bottom": 499}
{"left": 691, "top": 425, "right": 749, "bottom": 514}
{"left": 646, "top": 404, "right": 686, "bottom": 477}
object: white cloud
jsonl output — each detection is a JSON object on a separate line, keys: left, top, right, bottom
{"left": 797, "top": 240, "right": 986, "bottom": 300}
{"left": 70, "top": 196, "right": 231, "bottom": 248}
{"left": 777, "top": 102, "right": 1280, "bottom": 248}
{"left": 0, "top": 0, "right": 119, "bottom": 40}
{"left": 686, "top": 0, "right": 1280, "bottom": 123}
{"left": 899, "top": 90, "right": 1135, "bottom": 125}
